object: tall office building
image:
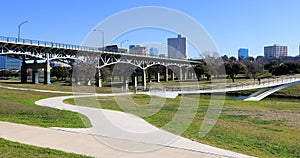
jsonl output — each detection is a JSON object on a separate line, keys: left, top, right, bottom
{"left": 0, "top": 56, "right": 22, "bottom": 70}
{"left": 264, "top": 45, "right": 288, "bottom": 58}
{"left": 238, "top": 48, "right": 249, "bottom": 59}
{"left": 149, "top": 47, "right": 158, "bottom": 57}
{"left": 167, "top": 34, "right": 188, "bottom": 59}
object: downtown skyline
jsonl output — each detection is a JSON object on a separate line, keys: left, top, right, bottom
{"left": 1, "top": 0, "right": 300, "bottom": 58}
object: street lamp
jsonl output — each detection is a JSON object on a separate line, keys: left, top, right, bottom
{"left": 18, "top": 20, "right": 28, "bottom": 41}
{"left": 120, "top": 39, "right": 129, "bottom": 47}
{"left": 93, "top": 29, "right": 104, "bottom": 53}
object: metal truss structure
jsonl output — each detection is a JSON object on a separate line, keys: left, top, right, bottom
{"left": 0, "top": 36, "right": 197, "bottom": 68}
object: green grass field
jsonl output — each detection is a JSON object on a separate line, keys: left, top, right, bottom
{"left": 65, "top": 94, "right": 300, "bottom": 158}
{"left": 0, "top": 85, "right": 93, "bottom": 157}
{"left": 0, "top": 87, "right": 91, "bottom": 128}
{"left": 1, "top": 79, "right": 300, "bottom": 157}
{"left": 0, "top": 138, "right": 91, "bottom": 158}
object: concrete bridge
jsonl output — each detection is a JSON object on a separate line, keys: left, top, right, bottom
{"left": 147, "top": 75, "right": 300, "bottom": 101}
{"left": 0, "top": 36, "right": 198, "bottom": 87}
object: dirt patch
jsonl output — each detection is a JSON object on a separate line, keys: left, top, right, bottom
{"left": 223, "top": 107, "right": 300, "bottom": 127}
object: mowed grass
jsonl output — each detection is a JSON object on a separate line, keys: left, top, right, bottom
{"left": 0, "top": 87, "right": 91, "bottom": 128}
{"left": 0, "top": 79, "right": 121, "bottom": 94}
{"left": 65, "top": 94, "right": 300, "bottom": 158}
{"left": 0, "top": 138, "right": 91, "bottom": 158}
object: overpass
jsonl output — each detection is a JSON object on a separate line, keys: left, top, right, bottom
{"left": 0, "top": 36, "right": 198, "bottom": 87}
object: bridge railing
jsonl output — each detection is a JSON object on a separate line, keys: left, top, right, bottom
{"left": 0, "top": 36, "right": 100, "bottom": 52}
{"left": 226, "top": 74, "right": 300, "bottom": 90}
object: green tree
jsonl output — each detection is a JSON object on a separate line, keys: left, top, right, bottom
{"left": 51, "top": 67, "right": 70, "bottom": 81}
{"left": 246, "top": 62, "right": 263, "bottom": 80}
{"left": 194, "top": 62, "right": 210, "bottom": 81}
{"left": 225, "top": 62, "right": 246, "bottom": 82}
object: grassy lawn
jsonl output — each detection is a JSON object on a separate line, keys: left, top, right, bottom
{"left": 0, "top": 87, "right": 91, "bottom": 128}
{"left": 0, "top": 79, "right": 121, "bottom": 94}
{"left": 65, "top": 94, "right": 300, "bottom": 158}
{"left": 0, "top": 138, "right": 91, "bottom": 158}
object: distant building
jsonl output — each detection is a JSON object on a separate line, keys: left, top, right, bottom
{"left": 129, "top": 45, "right": 147, "bottom": 55}
{"left": 149, "top": 47, "right": 158, "bottom": 57}
{"left": 159, "top": 54, "right": 166, "bottom": 58}
{"left": 167, "top": 34, "right": 188, "bottom": 59}
{"left": 0, "top": 56, "right": 22, "bottom": 70}
{"left": 238, "top": 48, "right": 249, "bottom": 59}
{"left": 264, "top": 45, "right": 288, "bottom": 58}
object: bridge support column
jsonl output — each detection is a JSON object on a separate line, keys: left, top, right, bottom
{"left": 157, "top": 72, "right": 160, "bottom": 82}
{"left": 21, "top": 58, "right": 27, "bottom": 83}
{"left": 44, "top": 54, "right": 51, "bottom": 85}
{"left": 184, "top": 71, "right": 187, "bottom": 80}
{"left": 123, "top": 75, "right": 128, "bottom": 92}
{"left": 179, "top": 67, "right": 182, "bottom": 81}
{"left": 142, "top": 69, "right": 147, "bottom": 90}
{"left": 133, "top": 74, "right": 137, "bottom": 93}
{"left": 164, "top": 67, "right": 168, "bottom": 82}
{"left": 98, "top": 68, "right": 102, "bottom": 87}
{"left": 148, "top": 69, "right": 152, "bottom": 82}
{"left": 172, "top": 71, "right": 175, "bottom": 81}
{"left": 32, "top": 60, "right": 39, "bottom": 84}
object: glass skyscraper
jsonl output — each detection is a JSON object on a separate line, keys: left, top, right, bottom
{"left": 167, "top": 34, "right": 188, "bottom": 59}
{"left": 238, "top": 48, "right": 249, "bottom": 59}
{"left": 0, "top": 56, "right": 22, "bottom": 70}
{"left": 149, "top": 47, "right": 158, "bottom": 56}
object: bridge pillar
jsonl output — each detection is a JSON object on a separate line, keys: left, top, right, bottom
{"left": 157, "top": 72, "right": 160, "bottom": 82}
{"left": 132, "top": 74, "right": 137, "bottom": 93}
{"left": 142, "top": 69, "right": 147, "bottom": 90}
{"left": 179, "top": 67, "right": 182, "bottom": 81}
{"left": 123, "top": 74, "right": 129, "bottom": 92}
{"left": 172, "top": 71, "right": 175, "bottom": 81}
{"left": 98, "top": 68, "right": 102, "bottom": 87}
{"left": 44, "top": 54, "right": 51, "bottom": 85}
{"left": 184, "top": 71, "right": 187, "bottom": 80}
{"left": 148, "top": 69, "right": 152, "bottom": 82}
{"left": 32, "top": 60, "right": 39, "bottom": 84}
{"left": 164, "top": 67, "right": 168, "bottom": 82}
{"left": 21, "top": 58, "right": 27, "bottom": 83}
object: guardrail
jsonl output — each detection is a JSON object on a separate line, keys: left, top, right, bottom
{"left": 0, "top": 36, "right": 99, "bottom": 52}
{"left": 226, "top": 74, "right": 300, "bottom": 89}
{"left": 153, "top": 74, "right": 300, "bottom": 92}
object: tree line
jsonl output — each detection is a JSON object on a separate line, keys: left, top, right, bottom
{"left": 194, "top": 55, "right": 300, "bottom": 82}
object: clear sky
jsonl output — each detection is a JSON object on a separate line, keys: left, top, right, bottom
{"left": 1, "top": 0, "right": 300, "bottom": 58}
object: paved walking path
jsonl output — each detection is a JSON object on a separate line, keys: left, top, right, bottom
{"left": 0, "top": 85, "right": 254, "bottom": 158}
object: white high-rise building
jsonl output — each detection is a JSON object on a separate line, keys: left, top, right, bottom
{"left": 264, "top": 44, "right": 288, "bottom": 58}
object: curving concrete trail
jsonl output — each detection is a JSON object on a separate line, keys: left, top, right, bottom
{"left": 35, "top": 95, "right": 253, "bottom": 158}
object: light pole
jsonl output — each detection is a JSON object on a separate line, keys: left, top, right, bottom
{"left": 120, "top": 39, "right": 129, "bottom": 47}
{"left": 93, "top": 29, "right": 104, "bottom": 53}
{"left": 18, "top": 20, "right": 28, "bottom": 41}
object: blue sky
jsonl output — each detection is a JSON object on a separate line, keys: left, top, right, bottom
{"left": 1, "top": 0, "right": 300, "bottom": 58}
